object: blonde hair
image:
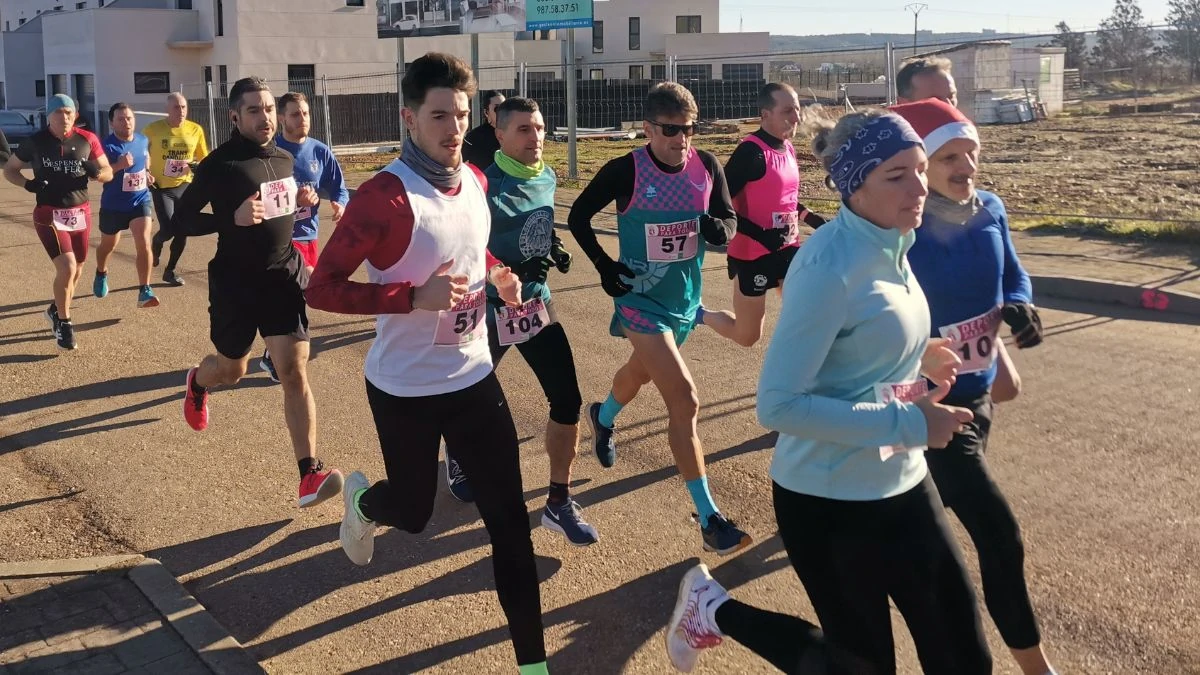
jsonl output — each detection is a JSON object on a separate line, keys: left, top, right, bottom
{"left": 803, "top": 107, "right": 892, "bottom": 176}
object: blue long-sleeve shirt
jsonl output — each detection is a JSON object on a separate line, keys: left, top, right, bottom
{"left": 907, "top": 190, "right": 1032, "bottom": 400}
{"left": 274, "top": 135, "right": 350, "bottom": 241}
{"left": 758, "top": 206, "right": 932, "bottom": 501}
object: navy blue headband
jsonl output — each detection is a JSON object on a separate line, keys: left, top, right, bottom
{"left": 829, "top": 113, "right": 924, "bottom": 201}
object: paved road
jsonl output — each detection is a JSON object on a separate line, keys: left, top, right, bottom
{"left": 1, "top": 180, "right": 1198, "bottom": 674}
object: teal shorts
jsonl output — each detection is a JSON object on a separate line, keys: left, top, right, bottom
{"left": 609, "top": 302, "right": 696, "bottom": 348}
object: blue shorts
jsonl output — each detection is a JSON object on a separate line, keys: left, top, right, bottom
{"left": 98, "top": 203, "right": 153, "bottom": 235}
{"left": 609, "top": 303, "right": 696, "bottom": 348}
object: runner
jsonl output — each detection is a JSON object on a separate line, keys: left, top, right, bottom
{"left": 172, "top": 76, "right": 342, "bottom": 509}
{"left": 93, "top": 102, "right": 159, "bottom": 308}
{"left": 259, "top": 91, "right": 350, "bottom": 383}
{"left": 665, "top": 109, "right": 992, "bottom": 674}
{"left": 304, "top": 53, "right": 549, "bottom": 675}
{"left": 443, "top": 96, "right": 597, "bottom": 545}
{"left": 567, "top": 82, "right": 751, "bottom": 556}
{"left": 462, "top": 89, "right": 504, "bottom": 170}
{"left": 145, "top": 92, "right": 209, "bottom": 286}
{"left": 892, "top": 98, "right": 1052, "bottom": 675}
{"left": 3, "top": 94, "right": 113, "bottom": 350}
{"left": 700, "top": 82, "right": 828, "bottom": 347}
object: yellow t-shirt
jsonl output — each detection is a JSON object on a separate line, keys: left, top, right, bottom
{"left": 144, "top": 119, "right": 209, "bottom": 188}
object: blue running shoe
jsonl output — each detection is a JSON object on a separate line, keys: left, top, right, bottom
{"left": 444, "top": 450, "right": 474, "bottom": 503}
{"left": 541, "top": 499, "right": 599, "bottom": 546}
{"left": 699, "top": 513, "right": 751, "bottom": 556}
{"left": 93, "top": 271, "right": 108, "bottom": 298}
{"left": 586, "top": 402, "right": 617, "bottom": 468}
{"left": 137, "top": 285, "right": 159, "bottom": 308}
{"left": 259, "top": 350, "right": 279, "bottom": 384}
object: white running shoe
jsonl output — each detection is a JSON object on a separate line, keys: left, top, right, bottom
{"left": 665, "top": 563, "right": 728, "bottom": 673}
{"left": 340, "top": 471, "right": 376, "bottom": 566}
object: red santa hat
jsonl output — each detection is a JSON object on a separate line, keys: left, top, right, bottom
{"left": 889, "top": 98, "right": 979, "bottom": 157}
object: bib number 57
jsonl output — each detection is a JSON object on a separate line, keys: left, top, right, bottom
{"left": 660, "top": 235, "right": 689, "bottom": 254}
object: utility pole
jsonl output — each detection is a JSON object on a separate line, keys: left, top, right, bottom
{"left": 904, "top": 3, "right": 927, "bottom": 55}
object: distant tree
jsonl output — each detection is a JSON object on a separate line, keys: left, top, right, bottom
{"left": 1049, "top": 21, "right": 1089, "bottom": 69}
{"left": 1092, "top": 0, "right": 1156, "bottom": 74}
{"left": 1164, "top": 0, "right": 1200, "bottom": 82}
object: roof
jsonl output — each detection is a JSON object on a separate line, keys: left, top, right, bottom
{"left": 914, "top": 40, "right": 1012, "bottom": 58}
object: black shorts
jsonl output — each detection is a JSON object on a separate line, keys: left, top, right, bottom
{"left": 209, "top": 262, "right": 309, "bottom": 360}
{"left": 98, "top": 203, "right": 154, "bottom": 235}
{"left": 727, "top": 245, "right": 799, "bottom": 297}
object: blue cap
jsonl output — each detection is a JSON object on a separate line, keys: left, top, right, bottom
{"left": 47, "top": 94, "right": 75, "bottom": 114}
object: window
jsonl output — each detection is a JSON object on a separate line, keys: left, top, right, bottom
{"left": 722, "top": 63, "right": 763, "bottom": 81}
{"left": 4, "top": 21, "right": 8, "bottom": 29}
{"left": 203, "top": 65, "right": 213, "bottom": 91}
{"left": 76, "top": 2, "right": 85, "bottom": 8}
{"left": 288, "top": 64, "right": 316, "bottom": 99}
{"left": 54, "top": 6, "right": 63, "bottom": 10}
{"left": 590, "top": 69, "right": 604, "bottom": 80}
{"left": 1040, "top": 55, "right": 1052, "bottom": 83}
{"left": 628, "top": 17, "right": 640, "bottom": 51}
{"left": 592, "top": 20, "right": 603, "bottom": 53}
{"left": 346, "top": 0, "right": 364, "bottom": 5}
{"left": 35, "top": 80, "right": 46, "bottom": 97}
{"left": 215, "top": 0, "right": 223, "bottom": 36}
{"left": 134, "top": 72, "right": 171, "bottom": 94}
{"left": 176, "top": 0, "right": 191, "bottom": 8}
{"left": 629, "top": 65, "right": 644, "bottom": 79}
{"left": 98, "top": 0, "right": 104, "bottom": 5}
{"left": 676, "top": 64, "right": 712, "bottom": 80}
{"left": 218, "top": 65, "right": 227, "bottom": 96}
{"left": 676, "top": 15, "right": 701, "bottom": 33}
{"left": 651, "top": 64, "right": 666, "bottom": 80}
{"left": 19, "top": 18, "right": 26, "bottom": 25}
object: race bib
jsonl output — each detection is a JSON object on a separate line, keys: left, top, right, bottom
{"left": 495, "top": 297, "right": 551, "bottom": 346}
{"left": 433, "top": 289, "right": 487, "bottom": 346}
{"left": 875, "top": 380, "right": 929, "bottom": 461}
{"left": 939, "top": 307, "right": 1002, "bottom": 375}
{"left": 294, "top": 206, "right": 313, "bottom": 221}
{"left": 164, "top": 159, "right": 189, "bottom": 178}
{"left": 260, "top": 177, "right": 298, "bottom": 220}
{"left": 645, "top": 218, "right": 699, "bottom": 263}
{"left": 773, "top": 210, "right": 800, "bottom": 245}
{"left": 122, "top": 170, "right": 147, "bottom": 192}
{"left": 51, "top": 207, "right": 88, "bottom": 232}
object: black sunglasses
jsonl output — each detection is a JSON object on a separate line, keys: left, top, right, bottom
{"left": 646, "top": 120, "right": 696, "bottom": 137}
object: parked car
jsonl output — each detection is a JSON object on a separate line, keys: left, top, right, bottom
{"left": 0, "top": 109, "right": 38, "bottom": 148}
{"left": 392, "top": 14, "right": 419, "bottom": 32}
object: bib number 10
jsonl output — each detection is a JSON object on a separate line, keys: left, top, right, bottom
{"left": 958, "top": 335, "right": 993, "bottom": 363}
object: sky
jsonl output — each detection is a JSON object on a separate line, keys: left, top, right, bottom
{"left": 721, "top": 0, "right": 1174, "bottom": 36}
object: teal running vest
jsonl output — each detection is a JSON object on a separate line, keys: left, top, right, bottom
{"left": 483, "top": 162, "right": 557, "bottom": 309}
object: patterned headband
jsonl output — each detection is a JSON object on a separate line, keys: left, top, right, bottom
{"left": 829, "top": 113, "right": 924, "bottom": 201}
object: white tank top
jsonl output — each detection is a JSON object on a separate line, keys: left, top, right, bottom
{"left": 364, "top": 159, "right": 493, "bottom": 397}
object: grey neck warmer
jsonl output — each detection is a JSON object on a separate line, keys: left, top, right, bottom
{"left": 400, "top": 136, "right": 461, "bottom": 190}
{"left": 925, "top": 190, "right": 982, "bottom": 225}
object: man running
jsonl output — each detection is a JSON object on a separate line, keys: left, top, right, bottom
{"left": 305, "top": 53, "right": 549, "bottom": 675}
{"left": 93, "top": 103, "right": 159, "bottom": 308}
{"left": 173, "top": 76, "right": 342, "bottom": 509}
{"left": 462, "top": 89, "right": 504, "bottom": 170}
{"left": 893, "top": 98, "right": 1052, "bottom": 675}
{"left": 700, "top": 82, "right": 827, "bottom": 347}
{"left": 259, "top": 91, "right": 350, "bottom": 383}
{"left": 567, "top": 82, "right": 751, "bottom": 555}
{"left": 146, "top": 92, "right": 209, "bottom": 286}
{"left": 443, "top": 96, "right": 597, "bottom": 545}
{"left": 3, "top": 94, "right": 113, "bottom": 350}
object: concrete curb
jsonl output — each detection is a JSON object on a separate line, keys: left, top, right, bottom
{"left": 1032, "top": 274, "right": 1200, "bottom": 317}
{"left": 0, "top": 554, "right": 144, "bottom": 578}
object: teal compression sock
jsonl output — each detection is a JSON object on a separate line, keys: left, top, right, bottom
{"left": 686, "top": 475, "right": 719, "bottom": 528}
{"left": 598, "top": 392, "right": 623, "bottom": 428}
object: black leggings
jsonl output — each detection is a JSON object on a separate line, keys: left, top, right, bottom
{"left": 488, "top": 318, "right": 583, "bottom": 426}
{"left": 150, "top": 185, "right": 189, "bottom": 270}
{"left": 715, "top": 477, "right": 992, "bottom": 675}
{"left": 926, "top": 393, "right": 1040, "bottom": 649}
{"left": 358, "top": 373, "right": 546, "bottom": 666}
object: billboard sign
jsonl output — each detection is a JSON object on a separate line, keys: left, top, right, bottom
{"left": 377, "top": 0, "right": 592, "bottom": 38}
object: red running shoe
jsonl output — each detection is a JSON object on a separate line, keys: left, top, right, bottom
{"left": 183, "top": 367, "right": 209, "bottom": 431}
{"left": 298, "top": 462, "right": 344, "bottom": 508}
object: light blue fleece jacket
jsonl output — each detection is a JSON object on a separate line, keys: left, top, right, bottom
{"left": 758, "top": 205, "right": 932, "bottom": 501}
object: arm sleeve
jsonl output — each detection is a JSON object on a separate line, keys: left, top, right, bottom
{"left": 757, "top": 262, "right": 929, "bottom": 448}
{"left": 14, "top": 138, "right": 33, "bottom": 163}
{"left": 723, "top": 141, "right": 766, "bottom": 199}
{"left": 322, "top": 149, "right": 351, "bottom": 205}
{"left": 997, "top": 206, "right": 1032, "bottom": 304}
{"left": 305, "top": 189, "right": 416, "bottom": 315}
{"left": 702, "top": 151, "right": 737, "bottom": 239}
{"left": 170, "top": 161, "right": 219, "bottom": 236}
{"left": 567, "top": 155, "right": 631, "bottom": 264}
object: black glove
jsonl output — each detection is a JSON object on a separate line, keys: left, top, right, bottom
{"left": 23, "top": 178, "right": 47, "bottom": 194}
{"left": 550, "top": 237, "right": 572, "bottom": 274}
{"left": 514, "top": 256, "right": 552, "bottom": 285}
{"left": 801, "top": 208, "right": 828, "bottom": 229}
{"left": 594, "top": 254, "right": 635, "bottom": 298}
{"left": 1001, "top": 303, "right": 1043, "bottom": 349}
{"left": 736, "top": 219, "right": 789, "bottom": 251}
{"left": 699, "top": 214, "right": 730, "bottom": 246}
{"left": 81, "top": 160, "right": 101, "bottom": 179}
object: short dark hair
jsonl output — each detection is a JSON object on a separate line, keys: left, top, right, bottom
{"left": 108, "top": 102, "right": 133, "bottom": 121}
{"left": 896, "top": 56, "right": 952, "bottom": 100}
{"left": 645, "top": 82, "right": 698, "bottom": 122}
{"left": 495, "top": 97, "right": 540, "bottom": 129}
{"left": 278, "top": 91, "right": 308, "bottom": 113}
{"left": 229, "top": 76, "right": 271, "bottom": 110}
{"left": 402, "top": 52, "right": 477, "bottom": 109}
{"left": 483, "top": 90, "right": 505, "bottom": 106}
{"left": 758, "top": 82, "right": 796, "bottom": 113}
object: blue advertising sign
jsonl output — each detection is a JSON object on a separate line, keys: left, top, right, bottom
{"left": 526, "top": 0, "right": 594, "bottom": 30}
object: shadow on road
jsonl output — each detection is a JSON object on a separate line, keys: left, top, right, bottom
{"left": 0, "top": 354, "right": 56, "bottom": 365}
{"left": 1039, "top": 295, "right": 1200, "bottom": 326}
{"left": 0, "top": 488, "right": 82, "bottom": 514}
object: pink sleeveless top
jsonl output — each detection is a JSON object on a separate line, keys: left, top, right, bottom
{"left": 728, "top": 134, "right": 801, "bottom": 261}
